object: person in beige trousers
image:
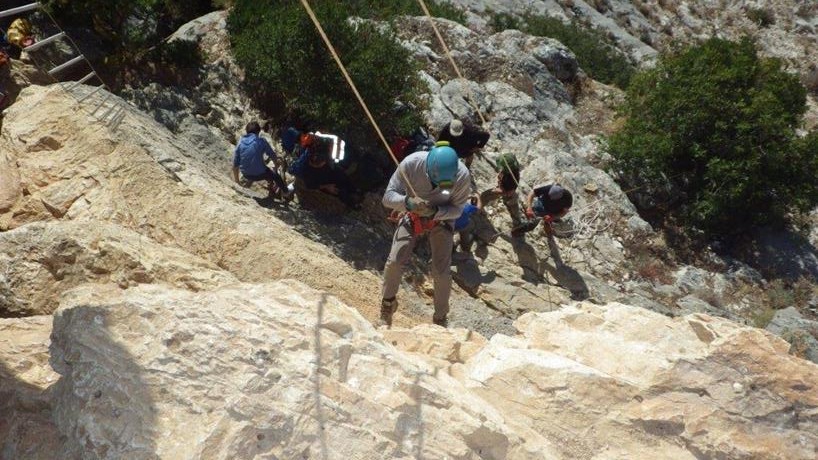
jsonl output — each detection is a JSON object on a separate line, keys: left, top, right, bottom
{"left": 380, "top": 143, "right": 471, "bottom": 328}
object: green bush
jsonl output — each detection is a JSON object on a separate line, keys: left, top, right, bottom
{"left": 43, "top": 0, "right": 213, "bottom": 84}
{"left": 491, "top": 12, "right": 635, "bottom": 88}
{"left": 228, "top": 0, "right": 430, "bottom": 156}
{"left": 45, "top": 0, "right": 214, "bottom": 47}
{"left": 329, "top": 0, "right": 467, "bottom": 24}
{"left": 747, "top": 8, "right": 775, "bottom": 28}
{"left": 608, "top": 37, "right": 818, "bottom": 238}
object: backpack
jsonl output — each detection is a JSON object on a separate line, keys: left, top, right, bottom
{"left": 280, "top": 127, "right": 301, "bottom": 155}
{"left": 497, "top": 153, "right": 519, "bottom": 174}
{"left": 497, "top": 153, "right": 520, "bottom": 191}
{"left": 391, "top": 127, "right": 435, "bottom": 161}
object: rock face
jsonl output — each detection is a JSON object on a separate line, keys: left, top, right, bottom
{"left": 48, "top": 281, "right": 557, "bottom": 460}
{"left": 0, "top": 316, "right": 60, "bottom": 460}
{"left": 0, "top": 221, "right": 236, "bottom": 317}
{"left": 0, "top": 84, "right": 398, "bottom": 325}
{"left": 397, "top": 302, "right": 818, "bottom": 460}
{"left": 5, "top": 280, "right": 809, "bottom": 460}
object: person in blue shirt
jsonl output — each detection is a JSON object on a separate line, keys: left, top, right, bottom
{"left": 453, "top": 194, "right": 482, "bottom": 253}
{"left": 231, "top": 121, "right": 292, "bottom": 200}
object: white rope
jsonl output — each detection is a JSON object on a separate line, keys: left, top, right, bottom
{"left": 299, "top": 0, "right": 418, "bottom": 198}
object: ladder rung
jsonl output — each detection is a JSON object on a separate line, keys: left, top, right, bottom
{"left": 75, "top": 85, "right": 103, "bottom": 103}
{"left": 99, "top": 101, "right": 120, "bottom": 121}
{"left": 49, "top": 55, "right": 85, "bottom": 75}
{"left": 108, "top": 107, "right": 127, "bottom": 129}
{"left": 90, "top": 92, "right": 112, "bottom": 116}
{"left": 65, "top": 72, "right": 97, "bottom": 91}
{"left": 0, "top": 2, "right": 40, "bottom": 19}
{"left": 23, "top": 32, "right": 65, "bottom": 52}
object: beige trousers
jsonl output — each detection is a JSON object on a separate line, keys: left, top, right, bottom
{"left": 382, "top": 217, "right": 453, "bottom": 321}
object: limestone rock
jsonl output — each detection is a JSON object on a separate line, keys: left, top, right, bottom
{"left": 0, "top": 151, "right": 22, "bottom": 213}
{"left": 477, "top": 303, "right": 818, "bottom": 459}
{"left": 397, "top": 301, "right": 818, "bottom": 459}
{"left": 0, "top": 221, "right": 237, "bottom": 316}
{"left": 48, "top": 281, "right": 557, "bottom": 459}
{"left": 766, "top": 306, "right": 818, "bottom": 363}
{"left": 0, "top": 316, "right": 61, "bottom": 460}
{"left": 0, "top": 85, "right": 391, "bottom": 325}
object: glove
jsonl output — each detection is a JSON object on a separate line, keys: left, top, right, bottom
{"left": 405, "top": 196, "right": 437, "bottom": 217}
{"left": 525, "top": 208, "right": 535, "bottom": 219}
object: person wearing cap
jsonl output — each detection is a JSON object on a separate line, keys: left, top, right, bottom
{"left": 380, "top": 142, "right": 472, "bottom": 328}
{"left": 437, "top": 118, "right": 490, "bottom": 169}
{"left": 522, "top": 184, "right": 573, "bottom": 236}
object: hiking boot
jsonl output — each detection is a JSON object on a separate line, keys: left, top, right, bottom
{"left": 377, "top": 297, "right": 397, "bottom": 328}
{"left": 511, "top": 218, "right": 540, "bottom": 238}
{"left": 432, "top": 315, "right": 448, "bottom": 328}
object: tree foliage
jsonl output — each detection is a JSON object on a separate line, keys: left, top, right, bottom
{"left": 608, "top": 37, "right": 818, "bottom": 238}
{"left": 43, "top": 0, "right": 212, "bottom": 84}
{"left": 228, "top": 0, "right": 435, "bottom": 154}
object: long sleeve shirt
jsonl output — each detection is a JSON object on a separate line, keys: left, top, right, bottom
{"left": 232, "top": 133, "right": 277, "bottom": 177}
{"left": 382, "top": 151, "right": 471, "bottom": 224}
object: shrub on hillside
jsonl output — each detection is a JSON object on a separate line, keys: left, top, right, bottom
{"left": 228, "top": 0, "right": 431, "bottom": 158}
{"left": 43, "top": 0, "right": 212, "bottom": 84}
{"left": 608, "top": 38, "right": 818, "bottom": 239}
{"left": 746, "top": 8, "right": 775, "bottom": 28}
{"left": 490, "top": 12, "right": 635, "bottom": 89}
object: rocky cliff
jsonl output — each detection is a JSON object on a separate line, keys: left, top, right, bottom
{"left": 2, "top": 2, "right": 818, "bottom": 458}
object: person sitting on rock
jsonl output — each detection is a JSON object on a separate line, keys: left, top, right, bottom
{"left": 380, "top": 141, "right": 471, "bottom": 328}
{"left": 514, "top": 183, "right": 573, "bottom": 237}
{"left": 231, "top": 121, "right": 292, "bottom": 201}
{"left": 299, "top": 138, "right": 358, "bottom": 209}
{"left": 481, "top": 152, "right": 523, "bottom": 227}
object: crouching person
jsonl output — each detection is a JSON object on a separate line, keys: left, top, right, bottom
{"left": 380, "top": 142, "right": 471, "bottom": 328}
{"left": 232, "top": 121, "right": 292, "bottom": 201}
{"left": 512, "top": 183, "right": 573, "bottom": 237}
{"left": 300, "top": 139, "right": 359, "bottom": 210}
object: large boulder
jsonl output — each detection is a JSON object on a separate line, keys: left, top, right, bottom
{"left": 0, "top": 221, "right": 236, "bottom": 316}
{"left": 394, "top": 301, "right": 818, "bottom": 459}
{"left": 48, "top": 281, "right": 557, "bottom": 459}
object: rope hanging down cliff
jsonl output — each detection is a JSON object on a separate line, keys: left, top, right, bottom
{"left": 298, "top": 0, "right": 419, "bottom": 198}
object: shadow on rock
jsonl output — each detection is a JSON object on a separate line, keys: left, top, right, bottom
{"left": 734, "top": 227, "right": 818, "bottom": 281}
{"left": 49, "top": 306, "right": 158, "bottom": 459}
{"left": 260, "top": 197, "right": 393, "bottom": 273}
{"left": 508, "top": 234, "right": 589, "bottom": 301}
{"left": 452, "top": 252, "right": 497, "bottom": 296}
{"left": 0, "top": 359, "right": 61, "bottom": 459}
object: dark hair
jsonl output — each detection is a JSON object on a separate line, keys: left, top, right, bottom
{"left": 245, "top": 121, "right": 261, "bottom": 135}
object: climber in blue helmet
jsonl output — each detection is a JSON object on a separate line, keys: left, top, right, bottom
{"left": 425, "top": 142, "right": 460, "bottom": 189}
{"left": 379, "top": 141, "right": 472, "bottom": 329}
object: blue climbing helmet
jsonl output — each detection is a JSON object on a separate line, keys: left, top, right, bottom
{"left": 426, "top": 141, "right": 459, "bottom": 189}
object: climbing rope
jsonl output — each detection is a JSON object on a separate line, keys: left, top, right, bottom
{"left": 299, "top": 0, "right": 419, "bottom": 198}
{"left": 415, "top": 0, "right": 531, "bottom": 195}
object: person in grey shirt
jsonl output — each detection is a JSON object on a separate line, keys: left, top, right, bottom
{"left": 380, "top": 142, "right": 471, "bottom": 328}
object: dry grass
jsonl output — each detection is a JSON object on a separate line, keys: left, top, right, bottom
{"left": 625, "top": 237, "right": 675, "bottom": 285}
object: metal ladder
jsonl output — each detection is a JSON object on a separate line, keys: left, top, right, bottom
{"left": 1, "top": 2, "right": 127, "bottom": 129}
